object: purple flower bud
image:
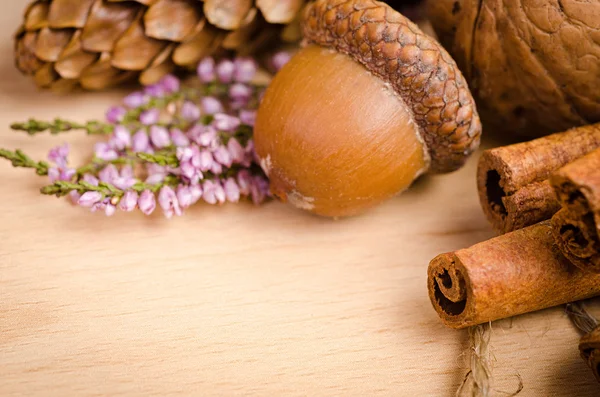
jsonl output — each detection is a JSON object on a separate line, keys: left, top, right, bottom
{"left": 202, "top": 180, "right": 217, "bottom": 204}
{"left": 119, "top": 190, "right": 138, "bottom": 212}
{"left": 123, "top": 91, "right": 147, "bottom": 108}
{"left": 160, "top": 74, "right": 180, "bottom": 93}
{"left": 180, "top": 161, "right": 202, "bottom": 184}
{"left": 158, "top": 185, "right": 182, "bottom": 219}
{"left": 272, "top": 51, "right": 293, "bottom": 72}
{"left": 198, "top": 150, "right": 214, "bottom": 172}
{"left": 201, "top": 96, "right": 224, "bottom": 115}
{"left": 69, "top": 190, "right": 81, "bottom": 204}
{"left": 176, "top": 185, "right": 195, "bottom": 209}
{"left": 233, "top": 57, "right": 258, "bottom": 83}
{"left": 190, "top": 184, "right": 203, "bottom": 201}
{"left": 139, "top": 108, "right": 160, "bottom": 125}
{"left": 144, "top": 83, "right": 165, "bottom": 98}
{"left": 90, "top": 199, "right": 107, "bottom": 213}
{"left": 99, "top": 164, "right": 119, "bottom": 183}
{"left": 176, "top": 147, "right": 194, "bottom": 163}
{"left": 78, "top": 191, "right": 103, "bottom": 207}
{"left": 145, "top": 173, "right": 165, "bottom": 185}
{"left": 198, "top": 127, "right": 218, "bottom": 148}
{"left": 216, "top": 59, "right": 235, "bottom": 83}
{"left": 120, "top": 165, "right": 134, "bottom": 178}
{"left": 197, "top": 57, "right": 216, "bottom": 83}
{"left": 48, "top": 143, "right": 69, "bottom": 167}
{"left": 214, "top": 181, "right": 226, "bottom": 204}
{"left": 48, "top": 168, "right": 60, "bottom": 183}
{"left": 227, "top": 138, "right": 245, "bottom": 164}
{"left": 105, "top": 203, "right": 117, "bottom": 217}
{"left": 132, "top": 129, "right": 150, "bottom": 153}
{"left": 112, "top": 176, "right": 137, "bottom": 190}
{"left": 187, "top": 124, "right": 204, "bottom": 144}
{"left": 61, "top": 168, "right": 76, "bottom": 181}
{"left": 224, "top": 178, "right": 240, "bottom": 203}
{"left": 250, "top": 175, "right": 271, "bottom": 205}
{"left": 236, "top": 169, "right": 252, "bottom": 196}
{"left": 111, "top": 125, "right": 131, "bottom": 150}
{"left": 189, "top": 145, "right": 202, "bottom": 168}
{"left": 138, "top": 190, "right": 156, "bottom": 215}
{"left": 150, "top": 125, "right": 171, "bottom": 148}
{"left": 181, "top": 101, "right": 201, "bottom": 122}
{"left": 170, "top": 128, "right": 190, "bottom": 147}
{"left": 210, "top": 160, "right": 223, "bottom": 175}
{"left": 239, "top": 110, "right": 257, "bottom": 126}
{"left": 213, "top": 145, "right": 232, "bottom": 167}
{"left": 94, "top": 142, "right": 119, "bottom": 161}
{"left": 212, "top": 113, "right": 241, "bottom": 132}
{"left": 106, "top": 106, "right": 126, "bottom": 123}
{"left": 229, "top": 83, "right": 253, "bottom": 102}
{"left": 82, "top": 173, "right": 99, "bottom": 186}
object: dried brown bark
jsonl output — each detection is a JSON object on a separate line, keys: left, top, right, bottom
{"left": 551, "top": 149, "right": 600, "bottom": 273}
{"left": 477, "top": 123, "right": 600, "bottom": 234}
{"left": 427, "top": 221, "right": 600, "bottom": 329}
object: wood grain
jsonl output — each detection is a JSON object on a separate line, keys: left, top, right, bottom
{"left": 0, "top": 3, "right": 598, "bottom": 396}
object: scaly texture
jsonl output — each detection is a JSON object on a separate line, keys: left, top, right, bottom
{"left": 551, "top": 148, "right": 600, "bottom": 273}
{"left": 580, "top": 326, "right": 600, "bottom": 383}
{"left": 477, "top": 123, "right": 600, "bottom": 234}
{"left": 302, "top": 0, "right": 481, "bottom": 174}
{"left": 427, "top": 221, "right": 600, "bottom": 329}
{"left": 14, "top": 0, "right": 305, "bottom": 91}
{"left": 428, "top": 0, "right": 600, "bottom": 138}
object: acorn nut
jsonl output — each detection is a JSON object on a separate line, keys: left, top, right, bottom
{"left": 254, "top": 0, "right": 482, "bottom": 217}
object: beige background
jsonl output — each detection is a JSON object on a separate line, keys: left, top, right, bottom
{"left": 1, "top": 2, "right": 599, "bottom": 396}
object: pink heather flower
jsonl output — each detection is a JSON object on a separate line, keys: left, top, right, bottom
{"left": 120, "top": 165, "right": 134, "bottom": 178}
{"left": 272, "top": 51, "right": 292, "bottom": 72}
{"left": 197, "top": 57, "right": 216, "bottom": 83}
{"left": 160, "top": 74, "right": 180, "bottom": 93}
{"left": 198, "top": 150, "right": 214, "bottom": 172}
{"left": 139, "top": 108, "right": 160, "bottom": 125}
{"left": 69, "top": 190, "right": 81, "bottom": 204}
{"left": 145, "top": 173, "right": 165, "bottom": 185}
{"left": 202, "top": 180, "right": 217, "bottom": 204}
{"left": 112, "top": 176, "right": 137, "bottom": 190}
{"left": 90, "top": 199, "right": 107, "bottom": 213}
{"left": 78, "top": 191, "right": 103, "bottom": 207}
{"left": 176, "top": 146, "right": 194, "bottom": 163}
{"left": 181, "top": 101, "right": 201, "bottom": 122}
{"left": 251, "top": 176, "right": 270, "bottom": 204}
{"left": 229, "top": 83, "right": 253, "bottom": 102}
{"left": 187, "top": 124, "right": 203, "bottom": 144}
{"left": 236, "top": 170, "right": 252, "bottom": 196}
{"left": 224, "top": 178, "right": 240, "bottom": 203}
{"left": 214, "top": 181, "right": 226, "bottom": 204}
{"left": 48, "top": 143, "right": 69, "bottom": 167}
{"left": 239, "top": 110, "right": 256, "bottom": 126}
{"left": 180, "top": 161, "right": 202, "bottom": 184}
{"left": 48, "top": 167, "right": 75, "bottom": 183}
{"left": 158, "top": 186, "right": 182, "bottom": 218}
{"left": 105, "top": 203, "right": 117, "bottom": 217}
{"left": 176, "top": 185, "right": 195, "bottom": 209}
{"left": 132, "top": 129, "right": 150, "bottom": 153}
{"left": 233, "top": 57, "right": 258, "bottom": 83}
{"left": 119, "top": 190, "right": 138, "bottom": 212}
{"left": 150, "top": 125, "right": 171, "bottom": 148}
{"left": 144, "top": 83, "right": 165, "bottom": 98}
{"left": 82, "top": 173, "right": 99, "bottom": 186}
{"left": 146, "top": 163, "right": 165, "bottom": 176}
{"left": 106, "top": 106, "right": 126, "bottom": 123}
{"left": 190, "top": 184, "right": 203, "bottom": 202}
{"left": 170, "top": 128, "right": 190, "bottom": 147}
{"left": 47, "top": 167, "right": 59, "bottom": 182}
{"left": 123, "top": 91, "right": 147, "bottom": 108}
{"left": 201, "top": 97, "right": 224, "bottom": 115}
{"left": 213, "top": 145, "right": 232, "bottom": 167}
{"left": 111, "top": 125, "right": 131, "bottom": 150}
{"left": 227, "top": 138, "right": 245, "bottom": 164}
{"left": 212, "top": 113, "right": 240, "bottom": 132}
{"left": 94, "top": 142, "right": 119, "bottom": 161}
{"left": 138, "top": 190, "right": 156, "bottom": 215}
{"left": 99, "top": 164, "right": 119, "bottom": 183}
{"left": 216, "top": 59, "right": 235, "bottom": 83}
{"left": 210, "top": 161, "right": 223, "bottom": 175}
{"left": 198, "top": 127, "right": 218, "bottom": 148}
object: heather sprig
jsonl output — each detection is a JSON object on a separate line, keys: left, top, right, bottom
{"left": 1, "top": 53, "right": 292, "bottom": 218}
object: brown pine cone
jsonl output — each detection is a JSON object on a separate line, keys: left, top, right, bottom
{"left": 14, "top": 0, "right": 307, "bottom": 91}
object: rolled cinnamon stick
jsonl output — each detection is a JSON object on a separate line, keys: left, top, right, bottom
{"left": 427, "top": 221, "right": 600, "bottom": 329}
{"left": 579, "top": 326, "right": 600, "bottom": 383}
{"left": 477, "top": 124, "right": 600, "bottom": 234}
{"left": 550, "top": 148, "right": 600, "bottom": 273}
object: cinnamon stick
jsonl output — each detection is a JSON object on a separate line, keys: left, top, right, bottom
{"left": 427, "top": 221, "right": 600, "bottom": 329}
{"left": 580, "top": 326, "right": 600, "bottom": 383}
{"left": 550, "top": 148, "right": 600, "bottom": 273}
{"left": 477, "top": 124, "right": 600, "bottom": 234}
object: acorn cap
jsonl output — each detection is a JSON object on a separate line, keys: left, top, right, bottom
{"left": 302, "top": 0, "right": 481, "bottom": 174}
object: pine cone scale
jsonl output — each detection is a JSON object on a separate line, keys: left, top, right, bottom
{"left": 80, "top": 0, "right": 141, "bottom": 53}
{"left": 144, "top": 0, "right": 202, "bottom": 42}
{"left": 47, "top": 0, "right": 96, "bottom": 29}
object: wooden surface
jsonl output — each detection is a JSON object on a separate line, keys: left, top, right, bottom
{"left": 1, "top": 4, "right": 599, "bottom": 396}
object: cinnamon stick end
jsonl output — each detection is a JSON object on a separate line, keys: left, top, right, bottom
{"left": 579, "top": 326, "right": 600, "bottom": 383}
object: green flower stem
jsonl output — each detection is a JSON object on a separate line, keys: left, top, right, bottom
{"left": 0, "top": 148, "right": 49, "bottom": 175}
{"left": 10, "top": 119, "right": 114, "bottom": 136}
{"left": 41, "top": 175, "right": 179, "bottom": 198}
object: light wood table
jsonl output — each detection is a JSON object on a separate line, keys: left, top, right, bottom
{"left": 1, "top": 3, "right": 598, "bottom": 396}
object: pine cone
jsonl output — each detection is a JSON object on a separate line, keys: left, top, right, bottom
{"left": 14, "top": 0, "right": 306, "bottom": 91}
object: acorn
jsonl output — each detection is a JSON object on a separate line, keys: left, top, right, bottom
{"left": 254, "top": 0, "right": 481, "bottom": 217}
